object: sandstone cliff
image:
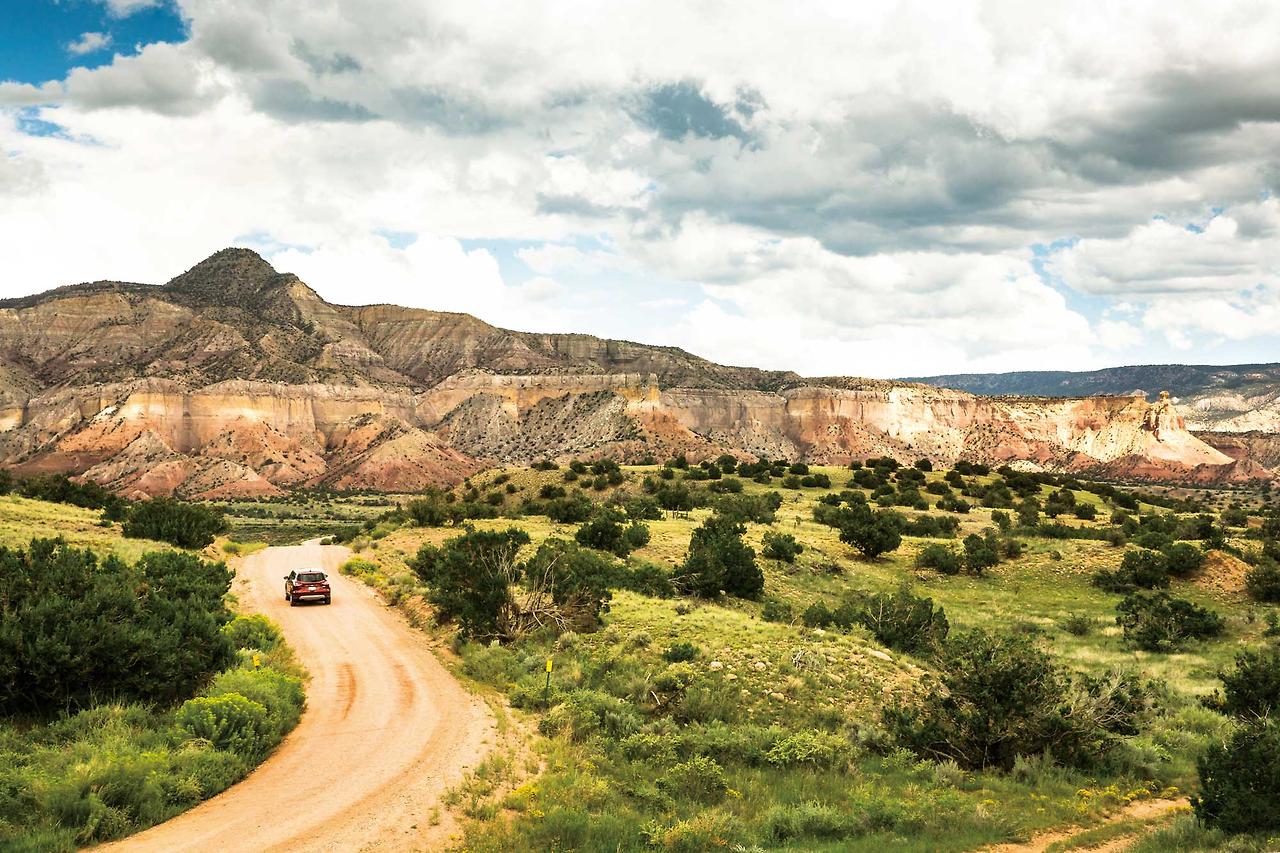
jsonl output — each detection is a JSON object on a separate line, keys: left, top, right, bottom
{"left": 0, "top": 249, "right": 1268, "bottom": 495}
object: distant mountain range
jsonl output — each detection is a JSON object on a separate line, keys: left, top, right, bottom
{"left": 0, "top": 249, "right": 1271, "bottom": 497}
{"left": 905, "top": 365, "right": 1280, "bottom": 433}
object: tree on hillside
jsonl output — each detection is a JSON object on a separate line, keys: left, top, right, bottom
{"left": 839, "top": 510, "right": 902, "bottom": 560}
{"left": 410, "top": 528, "right": 530, "bottom": 641}
{"left": 678, "top": 514, "right": 762, "bottom": 599}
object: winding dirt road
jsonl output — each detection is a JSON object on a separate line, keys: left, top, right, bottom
{"left": 103, "top": 542, "right": 494, "bottom": 852}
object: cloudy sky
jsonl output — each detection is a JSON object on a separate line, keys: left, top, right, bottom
{"left": 2, "top": 0, "right": 1278, "bottom": 377}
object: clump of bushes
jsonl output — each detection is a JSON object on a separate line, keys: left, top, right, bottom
{"left": 0, "top": 539, "right": 235, "bottom": 715}
{"left": 676, "top": 515, "right": 762, "bottom": 600}
{"left": 411, "top": 529, "right": 627, "bottom": 639}
{"left": 885, "top": 629, "right": 1150, "bottom": 770}
{"left": 1245, "top": 558, "right": 1280, "bottom": 602}
{"left": 1114, "top": 591, "right": 1224, "bottom": 652}
{"left": 122, "top": 497, "right": 228, "bottom": 548}
{"left": 1193, "top": 720, "right": 1280, "bottom": 833}
{"left": 575, "top": 506, "right": 651, "bottom": 558}
{"left": 915, "top": 543, "right": 963, "bottom": 575}
{"left": 762, "top": 532, "right": 804, "bottom": 562}
{"left": 0, "top": 613, "right": 302, "bottom": 848}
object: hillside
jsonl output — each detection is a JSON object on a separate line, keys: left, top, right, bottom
{"left": 0, "top": 249, "right": 1270, "bottom": 496}
{"left": 905, "top": 364, "right": 1280, "bottom": 433}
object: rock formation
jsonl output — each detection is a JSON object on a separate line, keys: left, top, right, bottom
{"left": 0, "top": 249, "right": 1268, "bottom": 496}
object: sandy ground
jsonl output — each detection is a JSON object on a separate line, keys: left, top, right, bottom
{"left": 984, "top": 797, "right": 1190, "bottom": 853}
{"left": 101, "top": 541, "right": 495, "bottom": 852}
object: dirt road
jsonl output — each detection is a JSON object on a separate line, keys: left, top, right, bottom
{"left": 103, "top": 542, "right": 494, "bottom": 852}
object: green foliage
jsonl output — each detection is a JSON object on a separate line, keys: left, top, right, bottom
{"left": 916, "top": 542, "right": 963, "bottom": 575}
{"left": 677, "top": 515, "right": 762, "bottom": 600}
{"left": 544, "top": 495, "right": 593, "bottom": 524}
{"left": 857, "top": 586, "right": 950, "bottom": 654}
{"left": 575, "top": 506, "right": 646, "bottom": 557}
{"left": 404, "top": 492, "right": 449, "bottom": 526}
{"left": 658, "top": 756, "right": 727, "bottom": 804}
{"left": 713, "top": 492, "right": 779, "bottom": 523}
{"left": 1161, "top": 542, "right": 1206, "bottom": 578}
{"left": 0, "top": 540, "right": 234, "bottom": 715}
{"left": 613, "top": 560, "right": 675, "bottom": 598}
{"left": 220, "top": 614, "right": 282, "bottom": 651}
{"left": 962, "top": 533, "right": 1000, "bottom": 575}
{"left": 1059, "top": 613, "right": 1095, "bottom": 636}
{"left": 760, "top": 597, "right": 793, "bottom": 623}
{"left": 764, "top": 730, "right": 849, "bottom": 768}
{"left": 1205, "top": 647, "right": 1280, "bottom": 721}
{"left": 1092, "top": 547, "right": 1171, "bottom": 592}
{"left": 838, "top": 510, "right": 902, "bottom": 559}
{"left": 1115, "top": 591, "right": 1225, "bottom": 652}
{"left": 522, "top": 539, "right": 618, "bottom": 631}
{"left": 0, "top": 617, "right": 302, "bottom": 849}
{"left": 122, "top": 498, "right": 228, "bottom": 548}
{"left": 1192, "top": 720, "right": 1280, "bottom": 833}
{"left": 410, "top": 527, "right": 531, "bottom": 641}
{"left": 1244, "top": 558, "right": 1280, "bottom": 602}
{"left": 662, "top": 642, "right": 699, "bottom": 663}
{"left": 761, "top": 531, "right": 804, "bottom": 562}
{"left": 885, "top": 631, "right": 1146, "bottom": 771}
{"left": 13, "top": 473, "right": 126, "bottom": 517}
{"left": 175, "top": 693, "right": 272, "bottom": 759}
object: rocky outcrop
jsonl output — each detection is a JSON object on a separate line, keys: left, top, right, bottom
{"left": 0, "top": 248, "right": 1270, "bottom": 494}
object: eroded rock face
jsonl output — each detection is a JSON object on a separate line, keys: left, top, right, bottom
{"left": 0, "top": 248, "right": 1269, "bottom": 494}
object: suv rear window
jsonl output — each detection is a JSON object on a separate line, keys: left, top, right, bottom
{"left": 296, "top": 572, "right": 326, "bottom": 583}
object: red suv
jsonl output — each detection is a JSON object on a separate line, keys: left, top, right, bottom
{"left": 284, "top": 569, "right": 331, "bottom": 606}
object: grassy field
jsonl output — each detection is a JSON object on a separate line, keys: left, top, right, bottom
{"left": 0, "top": 494, "right": 170, "bottom": 560}
{"left": 316, "top": 461, "right": 1278, "bottom": 851}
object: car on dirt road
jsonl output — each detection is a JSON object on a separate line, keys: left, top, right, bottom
{"left": 285, "top": 569, "right": 331, "bottom": 606}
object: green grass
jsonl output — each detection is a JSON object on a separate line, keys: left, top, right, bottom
{"left": 0, "top": 618, "right": 305, "bottom": 851}
{"left": 0, "top": 494, "right": 170, "bottom": 560}
{"left": 90, "top": 464, "right": 1274, "bottom": 851}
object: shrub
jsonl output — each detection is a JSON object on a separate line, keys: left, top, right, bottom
{"left": 1206, "top": 647, "right": 1280, "bottom": 721}
{"left": 122, "top": 498, "right": 228, "bottom": 548}
{"left": 761, "top": 532, "right": 804, "bottom": 562}
{"left": 203, "top": 666, "right": 304, "bottom": 743}
{"left": 765, "top": 730, "right": 849, "bottom": 768}
{"left": 714, "top": 493, "right": 778, "bottom": 524}
{"left": 175, "top": 693, "right": 271, "bottom": 760}
{"left": 662, "top": 642, "right": 699, "bottom": 663}
{"left": 658, "top": 756, "right": 727, "bottom": 804}
{"left": 1092, "top": 548, "right": 1170, "bottom": 592}
{"left": 404, "top": 493, "right": 449, "bottom": 526}
{"left": 839, "top": 510, "right": 902, "bottom": 559}
{"left": 0, "top": 540, "right": 234, "bottom": 715}
{"left": 1192, "top": 720, "right": 1280, "bottom": 833}
{"left": 615, "top": 561, "right": 676, "bottom": 598}
{"left": 961, "top": 533, "right": 1000, "bottom": 576}
{"left": 677, "top": 515, "right": 762, "bottom": 600}
{"left": 521, "top": 539, "right": 619, "bottom": 631}
{"left": 220, "top": 614, "right": 282, "bottom": 651}
{"left": 1059, "top": 613, "right": 1095, "bottom": 636}
{"left": 1115, "top": 592, "right": 1225, "bottom": 652}
{"left": 1245, "top": 559, "right": 1280, "bottom": 602}
{"left": 575, "top": 506, "right": 641, "bottom": 557}
{"left": 885, "top": 630, "right": 1142, "bottom": 771}
{"left": 916, "top": 543, "right": 962, "bottom": 575}
{"left": 540, "top": 689, "right": 642, "bottom": 742}
{"left": 760, "top": 597, "right": 793, "bottom": 623}
{"left": 856, "top": 586, "right": 949, "bottom": 654}
{"left": 543, "top": 495, "right": 593, "bottom": 524}
{"left": 1161, "top": 542, "right": 1205, "bottom": 578}
{"left": 409, "top": 528, "right": 530, "bottom": 641}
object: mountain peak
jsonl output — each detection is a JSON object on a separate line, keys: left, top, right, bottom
{"left": 164, "top": 248, "right": 283, "bottom": 304}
